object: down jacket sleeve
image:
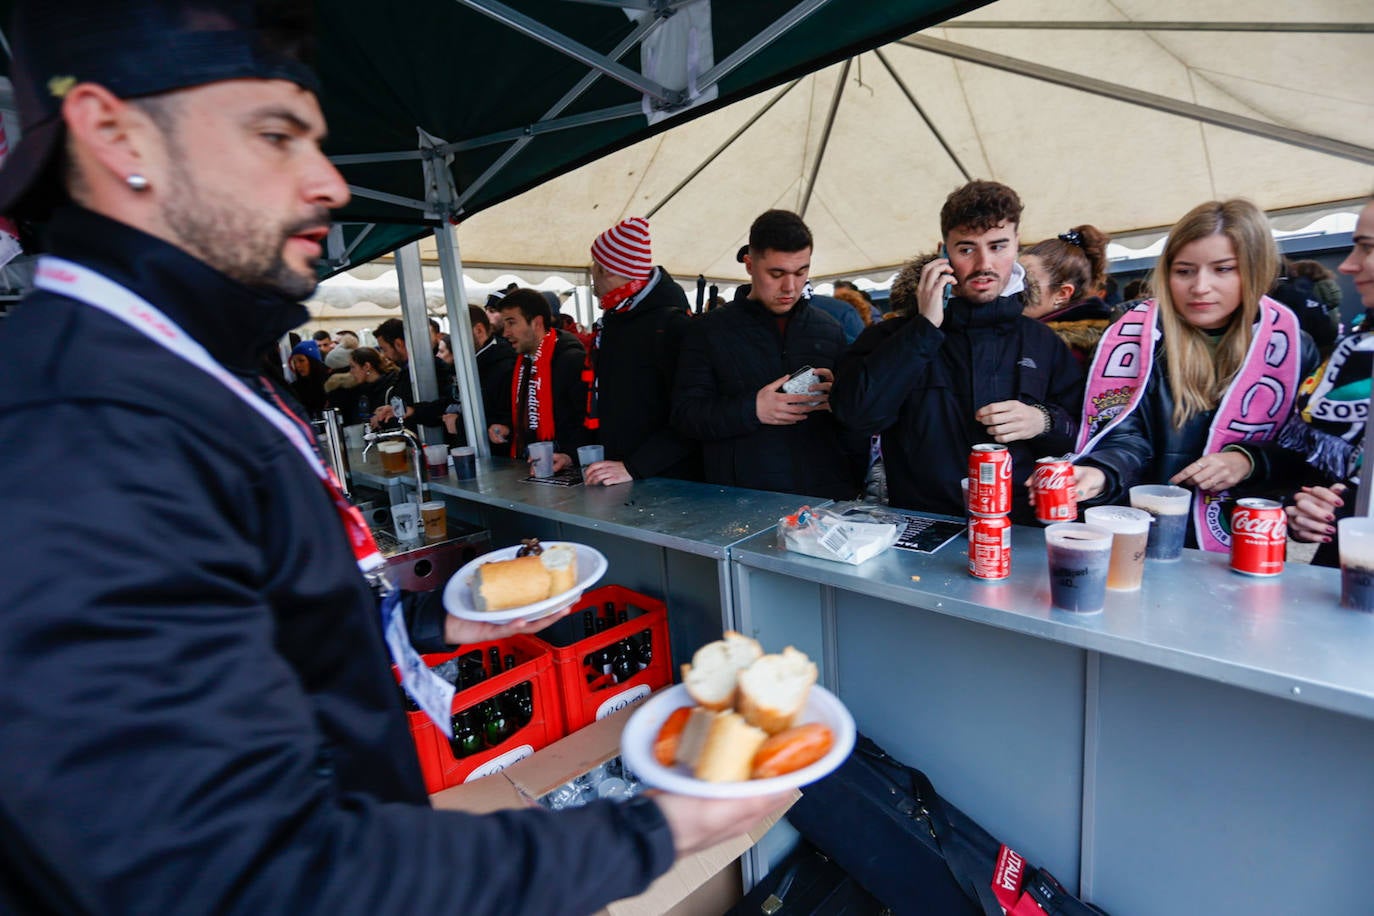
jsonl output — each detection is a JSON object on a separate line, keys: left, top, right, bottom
{"left": 830, "top": 314, "right": 945, "bottom": 436}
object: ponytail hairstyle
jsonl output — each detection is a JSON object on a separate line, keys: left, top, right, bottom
{"left": 350, "top": 346, "right": 395, "bottom": 377}
{"left": 1152, "top": 199, "right": 1277, "bottom": 429}
{"left": 1025, "top": 224, "right": 1111, "bottom": 309}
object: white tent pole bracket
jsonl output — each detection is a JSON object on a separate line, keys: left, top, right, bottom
{"left": 900, "top": 36, "right": 1374, "bottom": 167}
{"left": 454, "top": 0, "right": 684, "bottom": 105}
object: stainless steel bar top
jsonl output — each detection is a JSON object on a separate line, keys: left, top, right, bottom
{"left": 427, "top": 458, "right": 821, "bottom": 558}
{"left": 731, "top": 521, "right": 1374, "bottom": 722}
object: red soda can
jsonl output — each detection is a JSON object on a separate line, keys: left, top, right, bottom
{"left": 1230, "top": 498, "right": 1286, "bottom": 577}
{"left": 968, "top": 444, "right": 1012, "bottom": 517}
{"left": 968, "top": 513, "right": 1012, "bottom": 580}
{"left": 1031, "top": 457, "right": 1079, "bottom": 524}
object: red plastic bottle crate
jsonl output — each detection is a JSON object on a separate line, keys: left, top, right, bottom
{"left": 533, "top": 585, "right": 673, "bottom": 733}
{"left": 433, "top": 634, "right": 565, "bottom": 788}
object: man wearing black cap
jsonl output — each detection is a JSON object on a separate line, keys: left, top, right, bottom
{"left": 0, "top": 3, "right": 784, "bottom": 913}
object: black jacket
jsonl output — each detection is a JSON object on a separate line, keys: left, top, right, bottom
{"left": 477, "top": 335, "right": 517, "bottom": 427}
{"left": 510, "top": 328, "right": 589, "bottom": 457}
{"left": 672, "top": 288, "right": 859, "bottom": 499}
{"left": 591, "top": 267, "right": 700, "bottom": 479}
{"left": 831, "top": 294, "right": 1084, "bottom": 524}
{"left": 0, "top": 207, "right": 673, "bottom": 914}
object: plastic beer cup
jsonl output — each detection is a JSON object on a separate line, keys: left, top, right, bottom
{"left": 527, "top": 441, "right": 555, "bottom": 477}
{"left": 450, "top": 446, "right": 477, "bottom": 479}
{"left": 1084, "top": 506, "right": 1153, "bottom": 590}
{"left": 577, "top": 444, "right": 604, "bottom": 480}
{"left": 1338, "top": 518, "right": 1374, "bottom": 612}
{"left": 1045, "top": 523, "right": 1113, "bottom": 613}
{"left": 1129, "top": 484, "right": 1191, "bottom": 560}
{"left": 377, "top": 440, "right": 408, "bottom": 475}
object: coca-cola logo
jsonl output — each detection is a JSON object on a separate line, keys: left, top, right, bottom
{"left": 1233, "top": 513, "right": 1287, "bottom": 540}
{"left": 1034, "top": 467, "right": 1074, "bottom": 490}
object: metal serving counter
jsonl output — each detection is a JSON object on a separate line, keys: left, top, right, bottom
{"left": 361, "top": 453, "right": 1372, "bottom": 911}
{"left": 731, "top": 523, "right": 1374, "bottom": 915}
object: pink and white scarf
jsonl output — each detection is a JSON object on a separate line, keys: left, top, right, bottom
{"left": 1076, "top": 297, "right": 1301, "bottom": 552}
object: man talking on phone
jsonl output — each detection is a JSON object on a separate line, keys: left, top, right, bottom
{"left": 673, "top": 209, "right": 862, "bottom": 499}
{"left": 0, "top": 3, "right": 787, "bottom": 912}
{"left": 830, "top": 181, "right": 1084, "bottom": 523}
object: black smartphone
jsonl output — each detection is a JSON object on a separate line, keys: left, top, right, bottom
{"left": 939, "top": 245, "right": 953, "bottom": 306}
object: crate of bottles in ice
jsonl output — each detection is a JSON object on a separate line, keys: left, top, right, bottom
{"left": 533, "top": 585, "right": 673, "bottom": 732}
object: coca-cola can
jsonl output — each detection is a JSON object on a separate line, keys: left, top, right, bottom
{"left": 968, "top": 444, "right": 1012, "bottom": 517}
{"left": 1031, "top": 457, "right": 1079, "bottom": 524}
{"left": 1230, "top": 498, "right": 1286, "bottom": 577}
{"left": 968, "top": 513, "right": 1012, "bottom": 580}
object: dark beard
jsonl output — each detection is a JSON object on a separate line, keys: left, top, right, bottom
{"left": 160, "top": 158, "right": 326, "bottom": 300}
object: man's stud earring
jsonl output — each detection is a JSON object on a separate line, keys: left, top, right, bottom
{"left": 126, "top": 174, "right": 150, "bottom": 191}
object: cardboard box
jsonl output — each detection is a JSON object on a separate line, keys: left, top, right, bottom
{"left": 431, "top": 700, "right": 796, "bottom": 916}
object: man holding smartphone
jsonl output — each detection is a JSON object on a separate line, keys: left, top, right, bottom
{"left": 830, "top": 181, "right": 1084, "bottom": 523}
{"left": 673, "top": 209, "right": 862, "bottom": 499}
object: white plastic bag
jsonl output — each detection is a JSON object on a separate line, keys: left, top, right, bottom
{"left": 777, "top": 505, "right": 899, "bottom": 565}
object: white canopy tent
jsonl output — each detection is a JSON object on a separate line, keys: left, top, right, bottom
{"left": 419, "top": 0, "right": 1373, "bottom": 284}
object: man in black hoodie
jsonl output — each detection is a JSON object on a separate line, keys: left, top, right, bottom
{"left": 831, "top": 181, "right": 1084, "bottom": 523}
{"left": 673, "top": 209, "right": 858, "bottom": 499}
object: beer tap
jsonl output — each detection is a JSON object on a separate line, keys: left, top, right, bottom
{"left": 363, "top": 426, "right": 426, "bottom": 500}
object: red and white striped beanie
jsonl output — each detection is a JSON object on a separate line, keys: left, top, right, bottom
{"left": 590, "top": 216, "right": 652, "bottom": 281}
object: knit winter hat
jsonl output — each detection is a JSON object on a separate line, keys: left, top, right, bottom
{"left": 590, "top": 217, "right": 652, "bottom": 281}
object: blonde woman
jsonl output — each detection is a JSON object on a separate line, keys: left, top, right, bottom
{"left": 1062, "top": 199, "right": 1318, "bottom": 552}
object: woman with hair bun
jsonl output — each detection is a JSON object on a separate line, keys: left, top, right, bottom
{"left": 1020, "top": 224, "right": 1114, "bottom": 366}
{"left": 1051, "top": 199, "right": 1319, "bottom": 553}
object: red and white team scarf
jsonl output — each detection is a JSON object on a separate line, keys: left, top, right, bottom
{"left": 510, "top": 328, "right": 559, "bottom": 457}
{"left": 1076, "top": 297, "right": 1301, "bottom": 552}
{"left": 583, "top": 274, "right": 651, "bottom": 430}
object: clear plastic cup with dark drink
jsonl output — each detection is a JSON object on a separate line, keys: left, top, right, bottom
{"left": 1337, "top": 518, "right": 1374, "bottom": 612}
{"left": 1045, "top": 523, "right": 1113, "bottom": 613}
{"left": 1129, "top": 484, "right": 1191, "bottom": 561}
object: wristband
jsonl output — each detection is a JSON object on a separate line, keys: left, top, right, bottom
{"left": 1034, "top": 403, "right": 1053, "bottom": 436}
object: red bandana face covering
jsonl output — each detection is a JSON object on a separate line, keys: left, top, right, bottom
{"left": 511, "top": 328, "right": 559, "bottom": 457}
{"left": 583, "top": 277, "right": 647, "bottom": 430}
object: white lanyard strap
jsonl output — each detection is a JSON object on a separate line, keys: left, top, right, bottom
{"left": 35, "top": 257, "right": 327, "bottom": 483}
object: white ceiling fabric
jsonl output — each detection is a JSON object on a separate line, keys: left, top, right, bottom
{"left": 421, "top": 0, "right": 1372, "bottom": 284}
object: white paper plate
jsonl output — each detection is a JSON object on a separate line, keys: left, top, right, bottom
{"left": 443, "top": 542, "right": 608, "bottom": 624}
{"left": 619, "top": 683, "right": 856, "bottom": 798}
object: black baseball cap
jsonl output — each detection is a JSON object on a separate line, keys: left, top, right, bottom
{"left": 0, "top": 0, "right": 320, "bottom": 219}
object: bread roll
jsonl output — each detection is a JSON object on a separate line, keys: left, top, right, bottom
{"left": 693, "top": 712, "right": 767, "bottom": 782}
{"left": 472, "top": 555, "right": 551, "bottom": 611}
{"left": 681, "top": 631, "right": 763, "bottom": 711}
{"left": 541, "top": 544, "right": 578, "bottom": 595}
{"left": 736, "top": 646, "right": 818, "bottom": 735}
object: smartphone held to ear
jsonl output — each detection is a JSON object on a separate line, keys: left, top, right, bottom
{"left": 939, "top": 245, "right": 954, "bottom": 306}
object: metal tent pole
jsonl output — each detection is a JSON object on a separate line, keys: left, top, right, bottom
{"left": 434, "top": 224, "right": 491, "bottom": 457}
{"left": 393, "top": 242, "right": 443, "bottom": 445}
